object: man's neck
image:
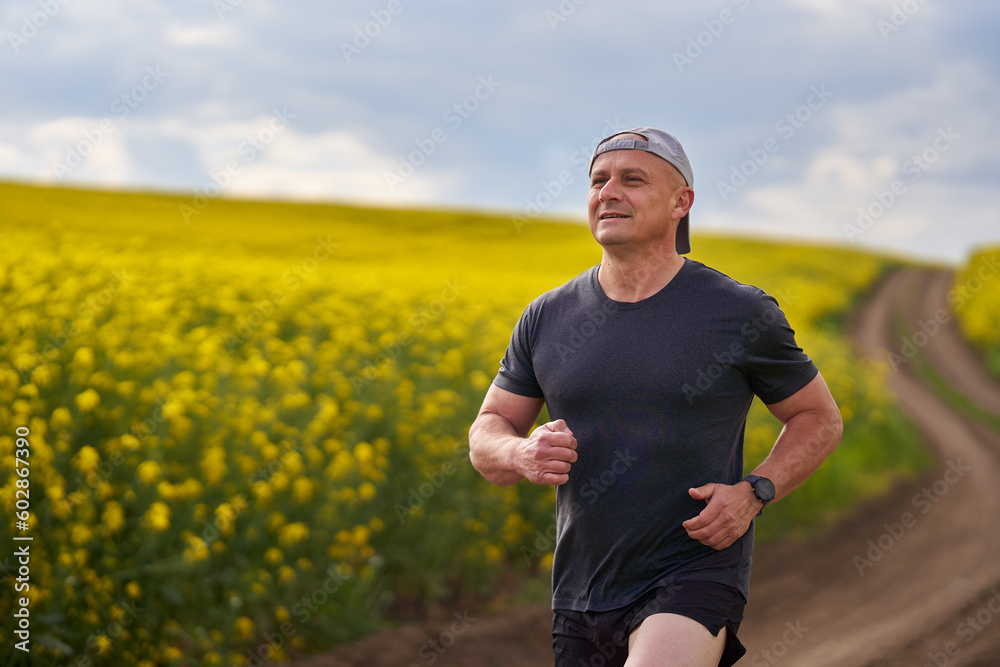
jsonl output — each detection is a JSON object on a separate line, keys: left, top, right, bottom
{"left": 597, "top": 244, "right": 685, "bottom": 303}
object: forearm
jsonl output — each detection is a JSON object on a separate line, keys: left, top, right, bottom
{"left": 751, "top": 407, "right": 843, "bottom": 503}
{"left": 469, "top": 412, "right": 526, "bottom": 486}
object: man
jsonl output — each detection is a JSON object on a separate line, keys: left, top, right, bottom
{"left": 468, "top": 127, "right": 842, "bottom": 666}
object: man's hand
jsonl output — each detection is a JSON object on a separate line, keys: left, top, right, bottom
{"left": 682, "top": 482, "right": 760, "bottom": 550}
{"left": 513, "top": 419, "right": 577, "bottom": 486}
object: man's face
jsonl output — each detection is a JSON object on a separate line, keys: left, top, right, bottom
{"left": 587, "top": 137, "right": 692, "bottom": 251}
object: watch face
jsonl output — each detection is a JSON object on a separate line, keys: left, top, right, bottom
{"left": 756, "top": 477, "right": 776, "bottom": 502}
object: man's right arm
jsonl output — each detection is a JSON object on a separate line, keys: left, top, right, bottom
{"left": 468, "top": 383, "right": 578, "bottom": 487}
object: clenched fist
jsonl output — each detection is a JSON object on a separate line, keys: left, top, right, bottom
{"left": 514, "top": 419, "right": 578, "bottom": 486}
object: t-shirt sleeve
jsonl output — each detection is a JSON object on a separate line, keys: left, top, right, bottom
{"left": 742, "top": 290, "right": 819, "bottom": 405}
{"left": 493, "top": 302, "right": 545, "bottom": 399}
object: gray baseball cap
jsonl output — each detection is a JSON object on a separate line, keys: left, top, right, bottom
{"left": 589, "top": 127, "right": 694, "bottom": 254}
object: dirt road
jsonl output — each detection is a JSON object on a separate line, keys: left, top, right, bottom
{"left": 293, "top": 267, "right": 1000, "bottom": 667}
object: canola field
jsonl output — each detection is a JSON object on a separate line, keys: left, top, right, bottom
{"left": 0, "top": 181, "right": 931, "bottom": 665}
{"left": 954, "top": 246, "right": 1000, "bottom": 379}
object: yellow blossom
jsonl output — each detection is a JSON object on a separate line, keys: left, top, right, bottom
{"left": 143, "top": 502, "right": 171, "bottom": 532}
{"left": 137, "top": 460, "right": 161, "bottom": 483}
{"left": 234, "top": 616, "right": 255, "bottom": 640}
{"left": 278, "top": 522, "right": 309, "bottom": 547}
{"left": 92, "top": 635, "right": 112, "bottom": 655}
{"left": 358, "top": 481, "right": 376, "bottom": 501}
{"left": 75, "top": 388, "right": 101, "bottom": 412}
{"left": 291, "top": 477, "right": 313, "bottom": 504}
{"left": 74, "top": 446, "right": 101, "bottom": 474}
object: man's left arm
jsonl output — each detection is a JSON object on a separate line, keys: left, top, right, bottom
{"left": 682, "top": 372, "right": 843, "bottom": 550}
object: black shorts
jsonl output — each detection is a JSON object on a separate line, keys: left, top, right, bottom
{"left": 552, "top": 579, "right": 747, "bottom": 667}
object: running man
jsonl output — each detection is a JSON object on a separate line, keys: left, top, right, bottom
{"left": 469, "top": 127, "right": 842, "bottom": 666}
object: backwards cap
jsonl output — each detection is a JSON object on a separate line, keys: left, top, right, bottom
{"left": 590, "top": 127, "right": 694, "bottom": 254}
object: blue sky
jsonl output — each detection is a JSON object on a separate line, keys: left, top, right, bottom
{"left": 2, "top": 0, "right": 998, "bottom": 262}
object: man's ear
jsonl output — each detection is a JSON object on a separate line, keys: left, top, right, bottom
{"left": 674, "top": 187, "right": 694, "bottom": 220}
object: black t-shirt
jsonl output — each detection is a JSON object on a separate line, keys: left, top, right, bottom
{"left": 493, "top": 258, "right": 818, "bottom": 612}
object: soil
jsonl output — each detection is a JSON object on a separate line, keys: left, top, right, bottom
{"left": 291, "top": 267, "right": 1000, "bottom": 667}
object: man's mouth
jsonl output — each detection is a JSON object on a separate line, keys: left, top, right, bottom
{"left": 600, "top": 212, "right": 630, "bottom": 220}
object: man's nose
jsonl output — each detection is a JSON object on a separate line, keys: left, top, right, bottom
{"left": 599, "top": 178, "right": 623, "bottom": 202}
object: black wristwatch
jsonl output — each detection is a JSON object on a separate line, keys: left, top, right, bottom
{"left": 743, "top": 474, "right": 775, "bottom": 517}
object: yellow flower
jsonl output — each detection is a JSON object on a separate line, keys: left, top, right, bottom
{"left": 183, "top": 535, "right": 210, "bottom": 563}
{"left": 92, "top": 634, "right": 112, "bottom": 655}
{"left": 74, "top": 446, "right": 101, "bottom": 474}
{"left": 50, "top": 406, "right": 72, "bottom": 429}
{"left": 291, "top": 477, "right": 313, "bottom": 504}
{"left": 278, "top": 566, "right": 296, "bottom": 584}
{"left": 234, "top": 615, "right": 255, "bottom": 640}
{"left": 278, "top": 522, "right": 309, "bottom": 547}
{"left": 143, "top": 502, "right": 171, "bottom": 532}
{"left": 264, "top": 547, "right": 283, "bottom": 564}
{"left": 71, "top": 524, "right": 93, "bottom": 545}
{"left": 75, "top": 388, "right": 101, "bottom": 412}
{"left": 354, "top": 441, "right": 374, "bottom": 463}
{"left": 137, "top": 460, "right": 161, "bottom": 483}
{"left": 351, "top": 525, "right": 370, "bottom": 547}
{"left": 358, "top": 481, "right": 377, "bottom": 501}
{"left": 276, "top": 605, "right": 291, "bottom": 623}
{"left": 162, "top": 646, "right": 184, "bottom": 661}
{"left": 125, "top": 581, "right": 142, "bottom": 599}
{"left": 201, "top": 447, "right": 227, "bottom": 485}
{"left": 120, "top": 433, "right": 140, "bottom": 451}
